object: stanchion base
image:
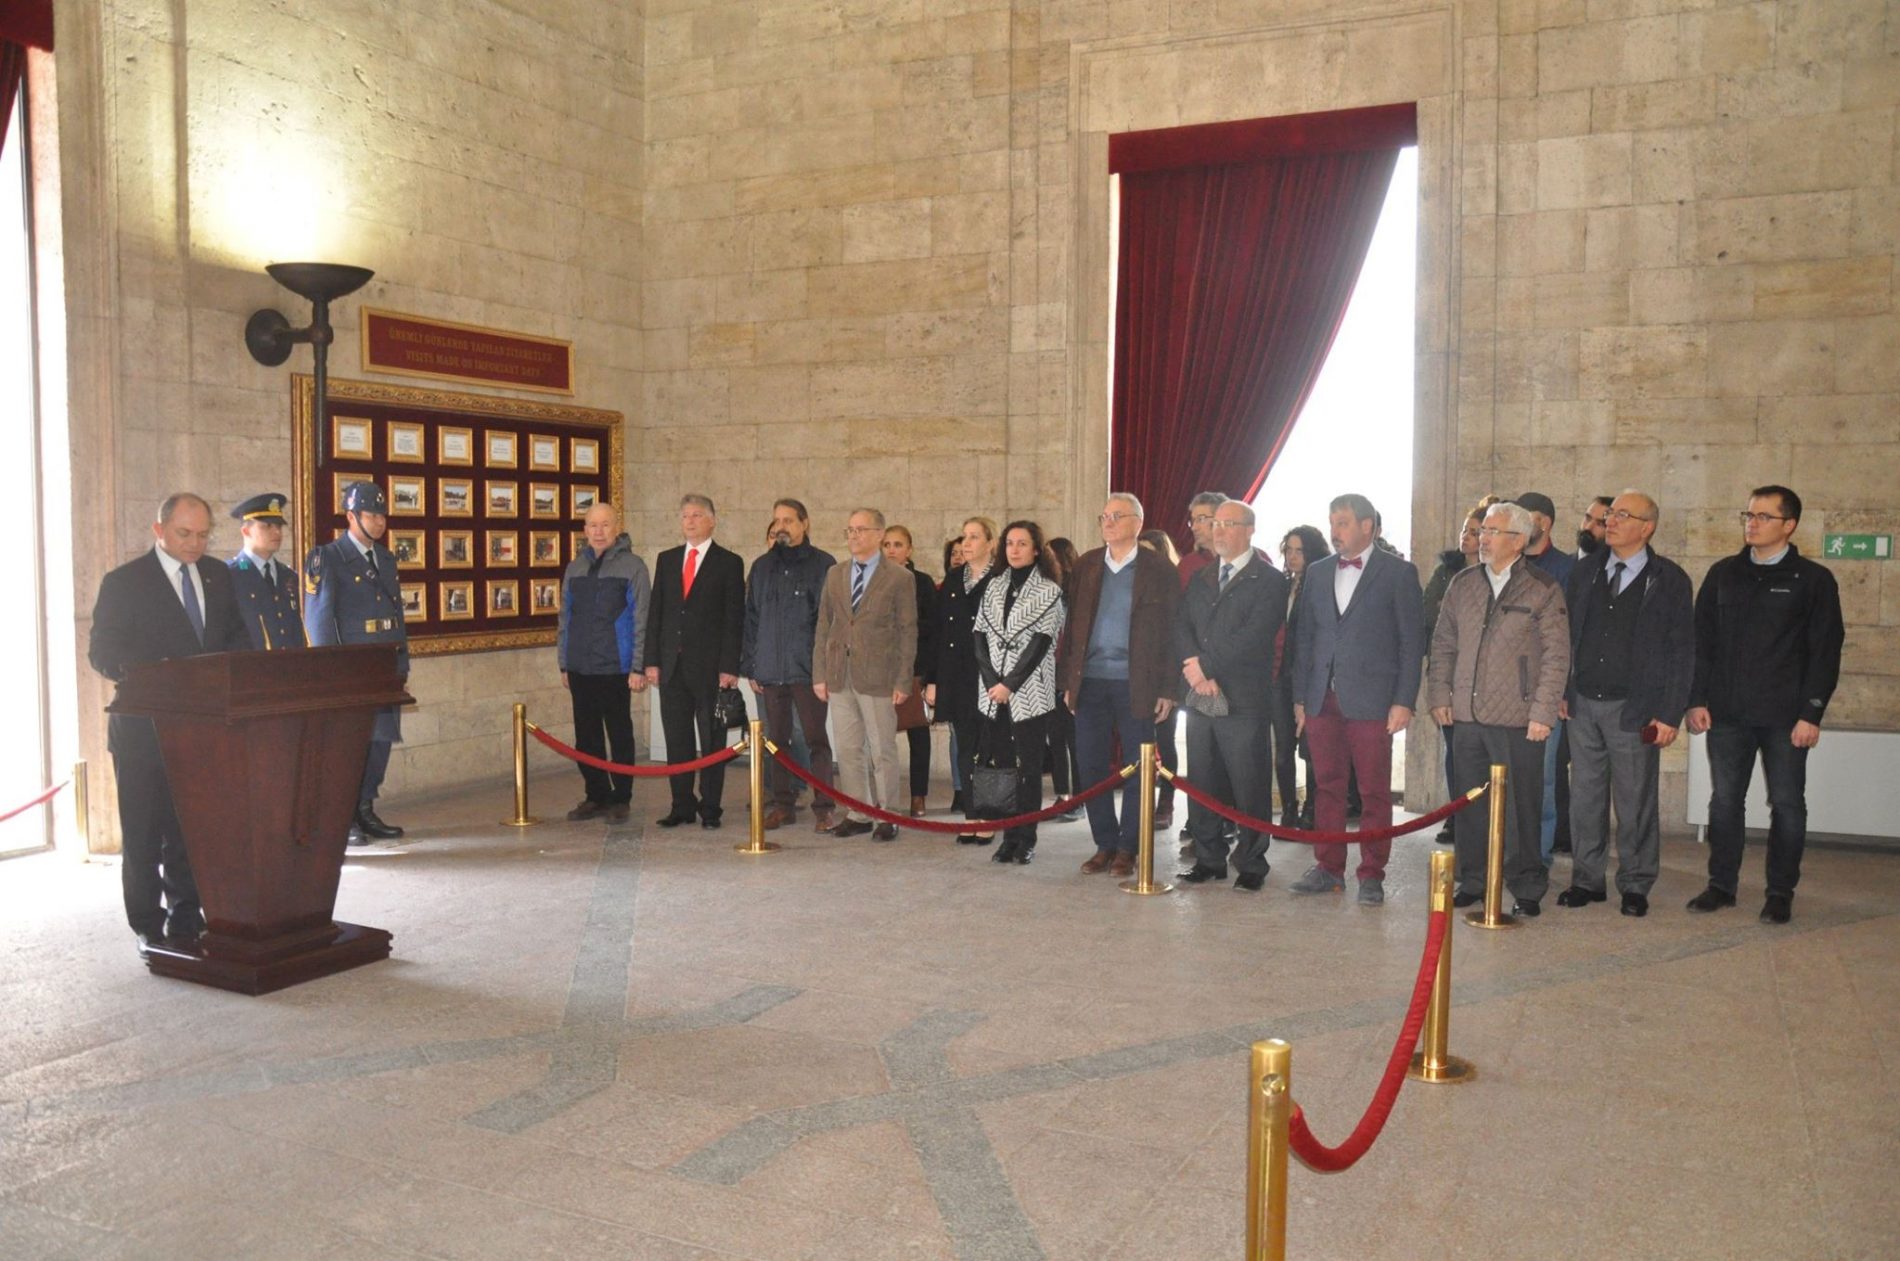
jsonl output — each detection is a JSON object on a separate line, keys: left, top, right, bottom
{"left": 1464, "top": 909, "right": 1521, "bottom": 930}
{"left": 501, "top": 817, "right": 539, "bottom": 828}
{"left": 1407, "top": 1051, "right": 1477, "bottom": 1084}
{"left": 734, "top": 841, "right": 782, "bottom": 854}
{"left": 1119, "top": 879, "right": 1174, "bottom": 895}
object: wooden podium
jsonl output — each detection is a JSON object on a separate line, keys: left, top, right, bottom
{"left": 108, "top": 644, "right": 413, "bottom": 994}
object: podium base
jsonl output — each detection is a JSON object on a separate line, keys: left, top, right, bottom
{"left": 143, "top": 921, "right": 393, "bottom": 995}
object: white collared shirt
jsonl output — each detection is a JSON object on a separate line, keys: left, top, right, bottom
{"left": 1486, "top": 558, "right": 1517, "bottom": 599}
{"left": 1334, "top": 546, "right": 1370, "bottom": 609}
{"left": 153, "top": 543, "right": 205, "bottom": 617}
{"left": 1103, "top": 543, "right": 1139, "bottom": 574}
{"left": 1750, "top": 546, "right": 1789, "bottom": 566}
{"left": 242, "top": 548, "right": 280, "bottom": 587}
{"left": 1215, "top": 550, "right": 1252, "bottom": 586}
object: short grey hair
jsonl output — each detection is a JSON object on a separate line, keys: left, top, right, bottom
{"left": 850, "top": 506, "right": 886, "bottom": 530}
{"left": 157, "top": 492, "right": 211, "bottom": 524}
{"left": 1619, "top": 488, "right": 1659, "bottom": 525}
{"left": 680, "top": 493, "right": 716, "bottom": 515}
{"left": 1188, "top": 492, "right": 1228, "bottom": 513}
{"left": 1486, "top": 501, "right": 1535, "bottom": 538}
{"left": 1106, "top": 492, "right": 1145, "bottom": 520}
{"left": 1217, "top": 501, "right": 1256, "bottom": 527}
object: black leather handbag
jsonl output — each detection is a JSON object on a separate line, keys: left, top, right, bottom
{"left": 970, "top": 707, "right": 1020, "bottom": 820}
{"left": 713, "top": 686, "right": 748, "bottom": 730}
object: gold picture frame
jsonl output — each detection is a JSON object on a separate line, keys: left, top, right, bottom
{"left": 389, "top": 475, "right": 427, "bottom": 517}
{"left": 570, "top": 484, "right": 599, "bottom": 517}
{"left": 390, "top": 529, "right": 426, "bottom": 570}
{"left": 399, "top": 583, "right": 428, "bottom": 622}
{"left": 440, "top": 580, "right": 475, "bottom": 620}
{"left": 570, "top": 436, "right": 599, "bottom": 473}
{"left": 439, "top": 529, "right": 474, "bottom": 568}
{"left": 486, "top": 480, "right": 519, "bottom": 517}
{"left": 528, "top": 433, "right": 561, "bottom": 471}
{"left": 439, "top": 426, "right": 474, "bottom": 466}
{"left": 388, "top": 421, "right": 426, "bottom": 464}
{"left": 439, "top": 478, "right": 474, "bottom": 517}
{"left": 487, "top": 530, "right": 519, "bottom": 566}
{"left": 530, "top": 578, "right": 560, "bottom": 612}
{"left": 332, "top": 415, "right": 373, "bottom": 459}
{"left": 571, "top": 532, "right": 587, "bottom": 562}
{"left": 487, "top": 580, "right": 519, "bottom": 617}
{"left": 333, "top": 472, "right": 376, "bottom": 513}
{"left": 485, "top": 430, "right": 518, "bottom": 468}
{"left": 529, "top": 482, "right": 560, "bottom": 520}
{"left": 530, "top": 531, "right": 562, "bottom": 567}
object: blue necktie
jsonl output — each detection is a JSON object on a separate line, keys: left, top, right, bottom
{"left": 851, "top": 563, "right": 866, "bottom": 611}
{"left": 180, "top": 566, "right": 205, "bottom": 645}
{"left": 1219, "top": 562, "right": 1233, "bottom": 591}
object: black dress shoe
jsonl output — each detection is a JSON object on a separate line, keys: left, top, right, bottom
{"left": 1452, "top": 890, "right": 1482, "bottom": 908}
{"left": 1178, "top": 865, "right": 1228, "bottom": 884}
{"left": 1434, "top": 826, "right": 1455, "bottom": 845}
{"left": 1012, "top": 843, "right": 1034, "bottom": 865}
{"left": 656, "top": 813, "right": 694, "bottom": 828}
{"left": 135, "top": 932, "right": 160, "bottom": 959}
{"left": 1685, "top": 886, "right": 1736, "bottom": 913}
{"left": 1760, "top": 893, "right": 1792, "bottom": 924}
{"left": 164, "top": 913, "right": 205, "bottom": 942}
{"left": 347, "top": 825, "right": 370, "bottom": 847}
{"left": 700, "top": 817, "right": 722, "bottom": 830}
{"left": 1511, "top": 897, "right": 1541, "bottom": 918}
{"left": 992, "top": 840, "right": 1020, "bottom": 863}
{"left": 831, "top": 818, "right": 872, "bottom": 838}
{"left": 1556, "top": 886, "right": 1606, "bottom": 908}
{"left": 956, "top": 833, "right": 983, "bottom": 844}
{"left": 871, "top": 822, "right": 898, "bottom": 842}
{"left": 1620, "top": 891, "right": 1649, "bottom": 917}
{"left": 1234, "top": 871, "right": 1265, "bottom": 892}
{"left": 357, "top": 808, "right": 403, "bottom": 839}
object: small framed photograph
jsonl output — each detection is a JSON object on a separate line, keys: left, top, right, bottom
{"left": 570, "top": 484, "right": 599, "bottom": 517}
{"left": 528, "top": 433, "right": 561, "bottom": 471}
{"left": 487, "top": 480, "right": 519, "bottom": 517}
{"left": 390, "top": 529, "right": 426, "bottom": 570}
{"left": 399, "top": 583, "right": 427, "bottom": 622}
{"left": 530, "top": 578, "right": 560, "bottom": 612}
{"left": 389, "top": 475, "right": 427, "bottom": 517}
{"left": 440, "top": 580, "right": 474, "bottom": 620}
{"left": 388, "top": 421, "right": 426, "bottom": 464}
{"left": 529, "top": 483, "right": 560, "bottom": 520}
{"left": 439, "top": 478, "right": 474, "bottom": 517}
{"left": 530, "top": 531, "right": 562, "bottom": 567}
{"left": 332, "top": 415, "right": 373, "bottom": 459}
{"left": 439, "top": 529, "right": 474, "bottom": 568}
{"left": 333, "top": 472, "right": 373, "bottom": 514}
{"left": 570, "top": 436, "right": 599, "bottom": 473}
{"left": 571, "top": 532, "right": 588, "bottom": 562}
{"left": 485, "top": 430, "right": 518, "bottom": 468}
{"left": 487, "top": 580, "right": 519, "bottom": 617}
{"left": 487, "top": 530, "right": 519, "bottom": 565}
{"left": 439, "top": 426, "right": 474, "bottom": 466}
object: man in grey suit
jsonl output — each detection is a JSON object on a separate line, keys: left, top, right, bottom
{"left": 1285, "top": 493, "right": 1423, "bottom": 904}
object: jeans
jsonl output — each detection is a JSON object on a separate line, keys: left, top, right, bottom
{"left": 1705, "top": 722, "right": 1810, "bottom": 897}
{"left": 1074, "top": 677, "right": 1152, "bottom": 854}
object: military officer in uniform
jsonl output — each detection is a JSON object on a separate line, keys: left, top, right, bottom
{"left": 228, "top": 492, "right": 307, "bottom": 651}
{"left": 304, "top": 481, "right": 409, "bottom": 846}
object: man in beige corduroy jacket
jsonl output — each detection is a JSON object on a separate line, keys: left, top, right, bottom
{"left": 1428, "top": 500, "right": 1571, "bottom": 916}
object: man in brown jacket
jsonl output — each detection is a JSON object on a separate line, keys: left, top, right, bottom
{"left": 1427, "top": 500, "right": 1571, "bottom": 916}
{"left": 1058, "top": 493, "right": 1181, "bottom": 876}
{"left": 813, "top": 508, "right": 918, "bottom": 840}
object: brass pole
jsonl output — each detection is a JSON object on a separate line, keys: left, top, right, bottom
{"left": 1246, "top": 1039, "right": 1291, "bottom": 1261}
{"left": 1465, "top": 762, "right": 1518, "bottom": 929}
{"left": 1409, "top": 848, "right": 1477, "bottom": 1083}
{"left": 72, "top": 759, "right": 91, "bottom": 851}
{"left": 735, "top": 718, "right": 781, "bottom": 854}
{"left": 501, "top": 703, "right": 539, "bottom": 827}
{"left": 1121, "top": 741, "right": 1172, "bottom": 895}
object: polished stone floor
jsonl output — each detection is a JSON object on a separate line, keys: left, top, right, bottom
{"left": 2, "top": 768, "right": 1897, "bottom": 1261}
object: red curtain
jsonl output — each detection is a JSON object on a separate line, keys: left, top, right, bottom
{"left": 0, "top": 41, "right": 24, "bottom": 156}
{"left": 0, "top": 0, "right": 55, "bottom": 157}
{"left": 1110, "top": 106, "right": 1412, "bottom": 551}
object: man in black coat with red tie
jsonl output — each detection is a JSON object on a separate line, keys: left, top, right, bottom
{"left": 88, "top": 492, "right": 249, "bottom": 957}
{"left": 643, "top": 493, "right": 746, "bottom": 828}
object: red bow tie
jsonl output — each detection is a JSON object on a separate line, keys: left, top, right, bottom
{"left": 1338, "top": 556, "right": 1364, "bottom": 570}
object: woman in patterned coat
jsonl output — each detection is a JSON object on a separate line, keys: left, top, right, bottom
{"left": 973, "top": 521, "right": 1067, "bottom": 865}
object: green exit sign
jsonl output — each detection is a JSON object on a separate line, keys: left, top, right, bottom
{"left": 1823, "top": 534, "right": 1891, "bottom": 560}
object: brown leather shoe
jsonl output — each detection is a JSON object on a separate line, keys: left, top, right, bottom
{"left": 1109, "top": 852, "right": 1136, "bottom": 878}
{"left": 813, "top": 812, "right": 838, "bottom": 834}
{"left": 1080, "top": 850, "right": 1114, "bottom": 874}
{"left": 761, "top": 805, "right": 793, "bottom": 831}
{"left": 872, "top": 822, "right": 899, "bottom": 842}
{"left": 909, "top": 796, "right": 927, "bottom": 818}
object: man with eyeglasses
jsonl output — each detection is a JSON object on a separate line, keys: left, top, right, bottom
{"left": 1059, "top": 494, "right": 1181, "bottom": 877}
{"left": 1684, "top": 485, "right": 1844, "bottom": 924}
{"left": 1554, "top": 490, "right": 1694, "bottom": 917}
{"left": 1427, "top": 500, "right": 1570, "bottom": 916}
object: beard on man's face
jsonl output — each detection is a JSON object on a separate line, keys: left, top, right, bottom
{"left": 1577, "top": 529, "right": 1604, "bottom": 554}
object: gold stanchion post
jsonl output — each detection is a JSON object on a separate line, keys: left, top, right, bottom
{"left": 1409, "top": 848, "right": 1477, "bottom": 1083}
{"left": 72, "top": 759, "right": 92, "bottom": 851}
{"left": 1246, "top": 1038, "right": 1291, "bottom": 1261}
{"left": 501, "top": 703, "right": 539, "bottom": 827}
{"left": 1120, "top": 741, "right": 1172, "bottom": 895}
{"left": 1465, "top": 763, "right": 1518, "bottom": 929}
{"left": 735, "top": 718, "right": 780, "bottom": 854}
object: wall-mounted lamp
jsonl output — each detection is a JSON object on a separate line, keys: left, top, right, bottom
{"left": 244, "top": 262, "right": 375, "bottom": 434}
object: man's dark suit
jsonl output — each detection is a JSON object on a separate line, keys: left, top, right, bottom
{"left": 1176, "top": 556, "right": 1288, "bottom": 878}
{"left": 88, "top": 548, "right": 248, "bottom": 937}
{"left": 643, "top": 539, "right": 745, "bottom": 822}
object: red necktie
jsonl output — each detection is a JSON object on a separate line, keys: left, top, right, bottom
{"left": 681, "top": 545, "right": 699, "bottom": 599}
{"left": 1338, "top": 556, "right": 1363, "bottom": 569}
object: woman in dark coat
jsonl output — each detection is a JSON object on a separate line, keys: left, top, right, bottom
{"left": 925, "top": 516, "right": 998, "bottom": 843}
{"left": 1274, "top": 525, "right": 1331, "bottom": 827}
{"left": 1042, "top": 537, "right": 1083, "bottom": 818}
{"left": 883, "top": 525, "right": 938, "bottom": 817}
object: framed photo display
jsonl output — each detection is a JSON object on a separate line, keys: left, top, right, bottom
{"left": 292, "top": 374, "right": 623, "bottom": 655}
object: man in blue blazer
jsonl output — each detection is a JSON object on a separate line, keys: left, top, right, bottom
{"left": 1286, "top": 493, "right": 1423, "bottom": 904}
{"left": 227, "top": 491, "right": 307, "bottom": 651}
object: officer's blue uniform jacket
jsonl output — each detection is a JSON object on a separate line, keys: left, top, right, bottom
{"left": 229, "top": 552, "right": 308, "bottom": 651}
{"left": 303, "top": 534, "right": 408, "bottom": 741}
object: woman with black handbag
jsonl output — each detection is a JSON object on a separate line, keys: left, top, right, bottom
{"left": 973, "top": 522, "right": 1066, "bottom": 865}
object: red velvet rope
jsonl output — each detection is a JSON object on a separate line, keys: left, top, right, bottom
{"left": 527, "top": 723, "right": 741, "bottom": 777}
{"left": 1165, "top": 775, "right": 1483, "bottom": 844}
{"left": 1287, "top": 909, "right": 1449, "bottom": 1173}
{"left": 0, "top": 779, "right": 68, "bottom": 825}
{"left": 769, "top": 747, "right": 1133, "bottom": 834}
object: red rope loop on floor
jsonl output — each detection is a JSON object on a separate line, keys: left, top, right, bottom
{"left": 526, "top": 723, "right": 742, "bottom": 777}
{"left": 1287, "top": 909, "right": 1449, "bottom": 1173}
{"left": 0, "top": 779, "right": 69, "bottom": 825}
{"left": 1163, "top": 776, "right": 1484, "bottom": 844}
{"left": 768, "top": 746, "right": 1135, "bottom": 834}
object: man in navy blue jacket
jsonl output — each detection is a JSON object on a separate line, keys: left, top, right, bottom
{"left": 741, "top": 498, "right": 837, "bottom": 832}
{"left": 558, "top": 502, "right": 652, "bottom": 822}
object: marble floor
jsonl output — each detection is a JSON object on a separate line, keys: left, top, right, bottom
{"left": 2, "top": 769, "right": 1897, "bottom": 1261}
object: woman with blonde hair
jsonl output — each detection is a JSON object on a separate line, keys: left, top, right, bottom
{"left": 927, "top": 516, "right": 999, "bottom": 843}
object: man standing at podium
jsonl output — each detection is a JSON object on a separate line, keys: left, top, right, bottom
{"left": 89, "top": 492, "right": 248, "bottom": 957}
{"left": 227, "top": 491, "right": 307, "bottom": 651}
{"left": 304, "top": 481, "right": 409, "bottom": 846}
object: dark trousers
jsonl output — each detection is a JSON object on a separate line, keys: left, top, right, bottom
{"left": 763, "top": 682, "right": 832, "bottom": 814}
{"left": 1154, "top": 712, "right": 1179, "bottom": 816}
{"left": 359, "top": 739, "right": 392, "bottom": 811}
{"left": 1552, "top": 724, "right": 1573, "bottom": 850}
{"left": 1268, "top": 679, "right": 1314, "bottom": 816}
{"left": 1451, "top": 722, "right": 1549, "bottom": 901}
{"left": 112, "top": 742, "right": 199, "bottom": 936}
{"left": 1706, "top": 721, "right": 1810, "bottom": 897}
{"left": 951, "top": 707, "right": 983, "bottom": 824}
{"left": 1567, "top": 696, "right": 1660, "bottom": 896}
{"left": 906, "top": 725, "right": 931, "bottom": 798}
{"left": 1045, "top": 701, "right": 1079, "bottom": 797}
{"left": 983, "top": 708, "right": 1049, "bottom": 847}
{"left": 1187, "top": 709, "right": 1273, "bottom": 876}
{"left": 1306, "top": 690, "right": 1394, "bottom": 880}
{"left": 569, "top": 672, "right": 635, "bottom": 804}
{"left": 659, "top": 667, "right": 727, "bottom": 821}
{"left": 1075, "top": 677, "right": 1151, "bottom": 854}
